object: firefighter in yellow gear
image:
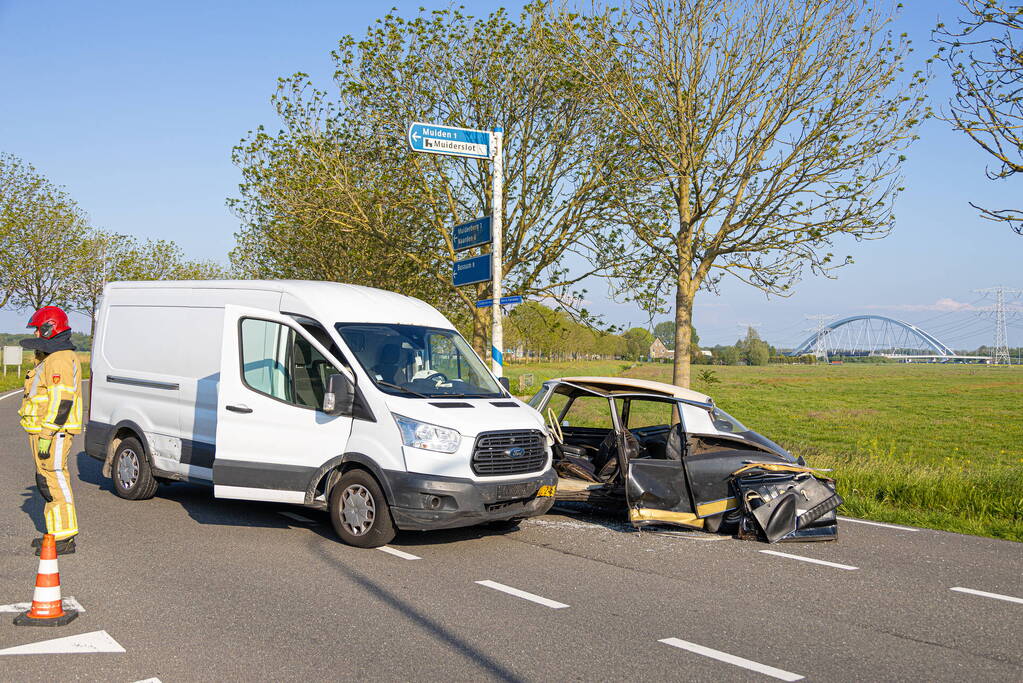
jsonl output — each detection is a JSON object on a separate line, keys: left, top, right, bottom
{"left": 17, "top": 306, "right": 83, "bottom": 555}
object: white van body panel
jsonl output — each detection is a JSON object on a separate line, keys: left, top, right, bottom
{"left": 213, "top": 304, "right": 355, "bottom": 502}
{"left": 88, "top": 280, "right": 556, "bottom": 532}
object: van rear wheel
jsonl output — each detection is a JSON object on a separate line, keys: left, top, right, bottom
{"left": 111, "top": 437, "right": 158, "bottom": 500}
{"left": 329, "top": 469, "right": 396, "bottom": 548}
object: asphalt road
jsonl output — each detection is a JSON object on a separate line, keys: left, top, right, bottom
{"left": 0, "top": 387, "right": 1020, "bottom": 681}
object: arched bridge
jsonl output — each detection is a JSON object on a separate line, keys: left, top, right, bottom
{"left": 789, "top": 315, "right": 959, "bottom": 359}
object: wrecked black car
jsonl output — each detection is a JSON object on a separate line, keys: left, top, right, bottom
{"left": 528, "top": 377, "right": 841, "bottom": 543}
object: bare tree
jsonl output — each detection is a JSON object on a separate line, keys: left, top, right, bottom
{"left": 935, "top": 0, "right": 1023, "bottom": 234}
{"left": 547, "top": 0, "right": 928, "bottom": 386}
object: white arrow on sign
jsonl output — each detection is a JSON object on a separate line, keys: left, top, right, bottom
{"left": 0, "top": 630, "right": 125, "bottom": 656}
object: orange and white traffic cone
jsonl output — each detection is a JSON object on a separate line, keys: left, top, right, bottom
{"left": 13, "top": 534, "right": 78, "bottom": 627}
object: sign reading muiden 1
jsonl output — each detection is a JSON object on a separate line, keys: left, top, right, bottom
{"left": 408, "top": 122, "right": 491, "bottom": 160}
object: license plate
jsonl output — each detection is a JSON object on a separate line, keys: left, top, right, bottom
{"left": 495, "top": 483, "right": 536, "bottom": 500}
{"left": 537, "top": 485, "right": 556, "bottom": 498}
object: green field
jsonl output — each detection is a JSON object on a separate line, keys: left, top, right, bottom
{"left": 507, "top": 360, "right": 1023, "bottom": 542}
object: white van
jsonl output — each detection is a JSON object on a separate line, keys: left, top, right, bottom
{"left": 86, "top": 280, "right": 556, "bottom": 547}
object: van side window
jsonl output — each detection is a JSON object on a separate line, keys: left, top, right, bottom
{"left": 240, "top": 319, "right": 294, "bottom": 402}
{"left": 241, "top": 318, "right": 341, "bottom": 411}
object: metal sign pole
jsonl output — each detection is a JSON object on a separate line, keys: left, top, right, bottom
{"left": 491, "top": 127, "right": 504, "bottom": 378}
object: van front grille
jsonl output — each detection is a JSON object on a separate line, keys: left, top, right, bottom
{"left": 471, "top": 430, "right": 547, "bottom": 477}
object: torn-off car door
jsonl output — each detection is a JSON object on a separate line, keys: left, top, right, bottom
{"left": 732, "top": 464, "right": 843, "bottom": 543}
{"left": 626, "top": 423, "right": 703, "bottom": 528}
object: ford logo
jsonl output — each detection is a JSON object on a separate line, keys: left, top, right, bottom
{"left": 506, "top": 447, "right": 526, "bottom": 458}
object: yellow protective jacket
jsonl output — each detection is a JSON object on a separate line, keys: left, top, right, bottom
{"left": 19, "top": 349, "right": 83, "bottom": 437}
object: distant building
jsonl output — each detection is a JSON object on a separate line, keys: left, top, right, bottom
{"left": 649, "top": 338, "right": 674, "bottom": 361}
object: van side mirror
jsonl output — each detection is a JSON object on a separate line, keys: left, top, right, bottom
{"left": 324, "top": 373, "right": 355, "bottom": 416}
{"left": 499, "top": 376, "right": 510, "bottom": 392}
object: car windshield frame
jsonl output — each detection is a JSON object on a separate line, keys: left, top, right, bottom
{"left": 334, "top": 322, "right": 505, "bottom": 399}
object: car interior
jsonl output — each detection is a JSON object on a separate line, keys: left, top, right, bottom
{"left": 547, "top": 387, "right": 685, "bottom": 489}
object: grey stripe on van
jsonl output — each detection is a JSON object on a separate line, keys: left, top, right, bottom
{"left": 106, "top": 375, "right": 180, "bottom": 390}
{"left": 213, "top": 460, "right": 317, "bottom": 491}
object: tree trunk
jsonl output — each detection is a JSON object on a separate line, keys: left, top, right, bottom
{"left": 471, "top": 306, "right": 488, "bottom": 359}
{"left": 672, "top": 282, "right": 694, "bottom": 389}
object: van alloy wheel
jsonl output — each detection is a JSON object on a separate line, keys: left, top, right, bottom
{"left": 117, "top": 449, "right": 140, "bottom": 490}
{"left": 340, "top": 484, "right": 375, "bottom": 536}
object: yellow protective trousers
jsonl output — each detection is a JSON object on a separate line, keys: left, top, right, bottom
{"left": 30, "top": 433, "right": 78, "bottom": 541}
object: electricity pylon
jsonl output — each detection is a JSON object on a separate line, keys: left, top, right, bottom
{"left": 804, "top": 315, "right": 838, "bottom": 362}
{"left": 975, "top": 286, "right": 1023, "bottom": 365}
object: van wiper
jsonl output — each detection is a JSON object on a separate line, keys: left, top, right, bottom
{"left": 376, "top": 381, "right": 428, "bottom": 398}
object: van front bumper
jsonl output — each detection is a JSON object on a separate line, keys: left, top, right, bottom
{"left": 384, "top": 468, "right": 557, "bottom": 531}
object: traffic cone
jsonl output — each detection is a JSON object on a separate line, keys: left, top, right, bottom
{"left": 13, "top": 534, "right": 78, "bottom": 627}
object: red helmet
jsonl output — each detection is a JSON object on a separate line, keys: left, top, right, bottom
{"left": 27, "top": 306, "right": 70, "bottom": 339}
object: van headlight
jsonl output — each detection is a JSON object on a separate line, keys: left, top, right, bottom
{"left": 393, "top": 414, "right": 461, "bottom": 453}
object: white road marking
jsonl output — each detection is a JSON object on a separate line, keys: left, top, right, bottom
{"left": 0, "top": 630, "right": 125, "bottom": 655}
{"left": 759, "top": 550, "right": 858, "bottom": 571}
{"left": 0, "top": 596, "right": 84, "bottom": 613}
{"left": 133, "top": 678, "right": 162, "bottom": 683}
{"left": 659, "top": 638, "right": 804, "bottom": 681}
{"left": 378, "top": 546, "right": 421, "bottom": 560}
{"left": 838, "top": 516, "right": 917, "bottom": 531}
{"left": 0, "top": 389, "right": 21, "bottom": 401}
{"left": 950, "top": 587, "right": 1023, "bottom": 605}
{"left": 476, "top": 580, "right": 569, "bottom": 609}
{"left": 278, "top": 511, "right": 317, "bottom": 524}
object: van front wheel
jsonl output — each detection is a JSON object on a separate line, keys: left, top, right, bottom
{"left": 111, "top": 437, "right": 158, "bottom": 501}
{"left": 329, "top": 470, "right": 396, "bottom": 548}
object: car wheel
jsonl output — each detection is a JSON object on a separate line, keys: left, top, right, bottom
{"left": 111, "top": 437, "right": 158, "bottom": 500}
{"left": 329, "top": 469, "right": 396, "bottom": 548}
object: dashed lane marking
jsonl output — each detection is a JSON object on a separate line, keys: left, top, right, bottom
{"left": 0, "top": 630, "right": 125, "bottom": 655}
{"left": 0, "top": 389, "right": 21, "bottom": 401}
{"left": 277, "top": 511, "right": 318, "bottom": 524}
{"left": 837, "top": 516, "right": 917, "bottom": 531}
{"left": 476, "top": 580, "right": 569, "bottom": 609}
{"left": 378, "top": 546, "right": 421, "bottom": 560}
{"left": 950, "top": 587, "right": 1023, "bottom": 605}
{"left": 659, "top": 638, "right": 804, "bottom": 681}
{"left": 0, "top": 596, "right": 84, "bottom": 613}
{"left": 134, "top": 679, "right": 162, "bottom": 683}
{"left": 759, "top": 550, "right": 858, "bottom": 571}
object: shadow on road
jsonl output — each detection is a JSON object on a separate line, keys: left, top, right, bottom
{"left": 18, "top": 486, "right": 46, "bottom": 534}
{"left": 310, "top": 538, "right": 524, "bottom": 682}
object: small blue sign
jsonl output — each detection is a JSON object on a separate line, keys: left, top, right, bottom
{"left": 408, "top": 122, "right": 491, "bottom": 159}
{"left": 475, "top": 295, "right": 523, "bottom": 308}
{"left": 453, "top": 216, "right": 492, "bottom": 252}
{"left": 453, "top": 253, "right": 491, "bottom": 287}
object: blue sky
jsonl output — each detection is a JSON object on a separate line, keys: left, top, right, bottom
{"left": 1, "top": 0, "right": 1020, "bottom": 349}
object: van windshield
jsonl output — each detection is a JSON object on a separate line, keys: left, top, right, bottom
{"left": 335, "top": 323, "right": 503, "bottom": 399}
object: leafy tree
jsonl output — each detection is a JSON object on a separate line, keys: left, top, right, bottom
{"left": 623, "top": 327, "right": 655, "bottom": 360}
{"left": 0, "top": 153, "right": 89, "bottom": 311}
{"left": 714, "top": 345, "right": 739, "bottom": 366}
{"left": 736, "top": 326, "right": 770, "bottom": 366}
{"left": 935, "top": 1, "right": 1023, "bottom": 234}
{"left": 653, "top": 318, "right": 701, "bottom": 360}
{"left": 547, "top": 0, "right": 928, "bottom": 386}
{"left": 231, "top": 5, "right": 633, "bottom": 355}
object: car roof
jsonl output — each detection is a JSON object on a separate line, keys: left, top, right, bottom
{"left": 553, "top": 376, "right": 712, "bottom": 403}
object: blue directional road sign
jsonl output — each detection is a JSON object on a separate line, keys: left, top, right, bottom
{"left": 476, "top": 295, "right": 523, "bottom": 308}
{"left": 453, "top": 253, "right": 492, "bottom": 287}
{"left": 408, "top": 122, "right": 491, "bottom": 160}
{"left": 453, "top": 216, "right": 492, "bottom": 252}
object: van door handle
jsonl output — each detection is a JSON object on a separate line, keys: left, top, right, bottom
{"left": 226, "top": 404, "right": 253, "bottom": 414}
